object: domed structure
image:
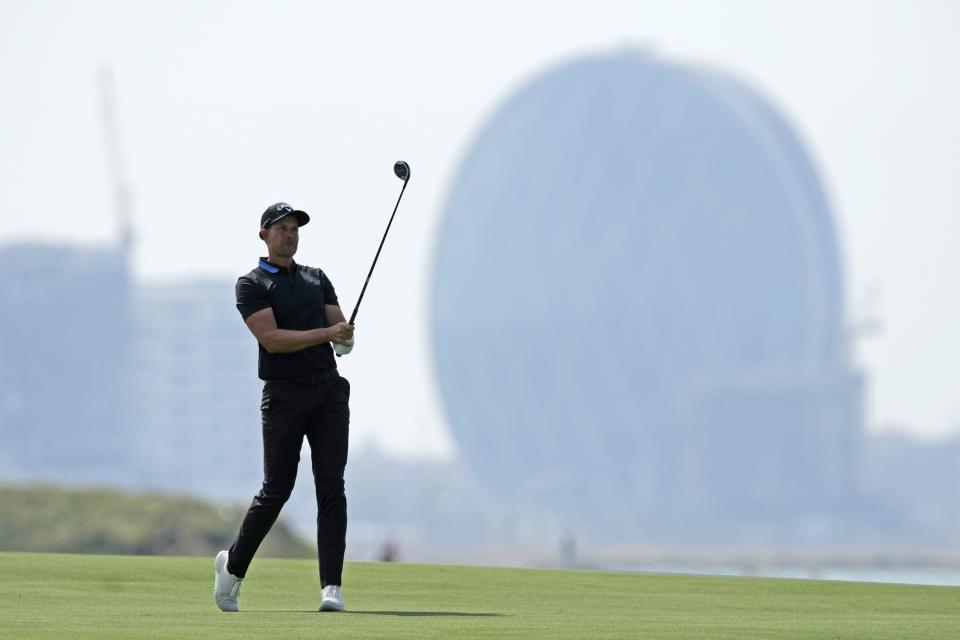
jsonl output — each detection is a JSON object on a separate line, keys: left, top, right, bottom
{"left": 431, "top": 51, "right": 861, "bottom": 534}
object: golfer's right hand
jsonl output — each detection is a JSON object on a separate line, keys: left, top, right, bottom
{"left": 328, "top": 322, "right": 354, "bottom": 345}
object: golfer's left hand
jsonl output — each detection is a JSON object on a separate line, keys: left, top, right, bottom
{"left": 333, "top": 336, "right": 354, "bottom": 356}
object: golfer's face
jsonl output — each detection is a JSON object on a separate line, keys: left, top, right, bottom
{"left": 266, "top": 216, "right": 299, "bottom": 257}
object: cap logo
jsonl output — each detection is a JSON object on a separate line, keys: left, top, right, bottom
{"left": 275, "top": 203, "right": 293, "bottom": 213}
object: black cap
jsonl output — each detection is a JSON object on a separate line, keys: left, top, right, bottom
{"left": 260, "top": 202, "right": 310, "bottom": 230}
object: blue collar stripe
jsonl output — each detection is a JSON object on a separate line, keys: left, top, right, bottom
{"left": 258, "top": 259, "right": 280, "bottom": 274}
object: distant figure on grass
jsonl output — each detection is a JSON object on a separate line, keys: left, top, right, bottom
{"left": 214, "top": 202, "right": 355, "bottom": 613}
{"left": 377, "top": 537, "right": 400, "bottom": 563}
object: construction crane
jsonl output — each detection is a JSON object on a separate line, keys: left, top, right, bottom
{"left": 97, "top": 64, "right": 134, "bottom": 253}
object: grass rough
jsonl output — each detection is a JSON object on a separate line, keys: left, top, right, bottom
{"left": 0, "top": 485, "right": 310, "bottom": 558}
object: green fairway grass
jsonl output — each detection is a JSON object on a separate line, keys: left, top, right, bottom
{"left": 0, "top": 552, "right": 956, "bottom": 639}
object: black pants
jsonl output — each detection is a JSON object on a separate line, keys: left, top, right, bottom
{"left": 228, "top": 373, "right": 350, "bottom": 587}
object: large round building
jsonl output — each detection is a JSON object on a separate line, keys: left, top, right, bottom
{"left": 430, "top": 51, "right": 862, "bottom": 537}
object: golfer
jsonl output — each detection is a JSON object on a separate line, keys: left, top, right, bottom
{"left": 214, "top": 202, "right": 355, "bottom": 613}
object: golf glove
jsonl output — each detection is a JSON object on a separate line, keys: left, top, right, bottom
{"left": 333, "top": 337, "right": 354, "bottom": 356}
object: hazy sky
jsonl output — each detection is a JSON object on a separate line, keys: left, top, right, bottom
{"left": 2, "top": 0, "right": 958, "bottom": 456}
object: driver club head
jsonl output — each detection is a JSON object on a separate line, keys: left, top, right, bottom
{"left": 394, "top": 160, "right": 410, "bottom": 181}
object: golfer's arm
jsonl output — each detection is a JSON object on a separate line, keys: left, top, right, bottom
{"left": 244, "top": 307, "right": 332, "bottom": 354}
{"left": 326, "top": 304, "right": 347, "bottom": 326}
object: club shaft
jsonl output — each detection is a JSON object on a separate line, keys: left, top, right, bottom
{"left": 348, "top": 178, "right": 408, "bottom": 325}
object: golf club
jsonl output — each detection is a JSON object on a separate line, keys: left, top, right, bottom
{"left": 335, "top": 160, "right": 410, "bottom": 356}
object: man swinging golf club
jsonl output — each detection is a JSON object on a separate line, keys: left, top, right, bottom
{"left": 214, "top": 202, "right": 355, "bottom": 613}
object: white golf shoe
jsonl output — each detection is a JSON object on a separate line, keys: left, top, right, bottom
{"left": 319, "top": 585, "right": 345, "bottom": 612}
{"left": 214, "top": 550, "right": 243, "bottom": 612}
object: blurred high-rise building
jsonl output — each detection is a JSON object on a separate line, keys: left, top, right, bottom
{"left": 0, "top": 242, "right": 262, "bottom": 497}
{"left": 0, "top": 243, "right": 136, "bottom": 484}
{"left": 129, "top": 280, "right": 262, "bottom": 496}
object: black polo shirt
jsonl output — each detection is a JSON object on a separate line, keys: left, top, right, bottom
{"left": 236, "top": 258, "right": 340, "bottom": 380}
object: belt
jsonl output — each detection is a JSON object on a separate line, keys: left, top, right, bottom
{"left": 304, "top": 369, "right": 340, "bottom": 384}
{"left": 268, "top": 369, "right": 340, "bottom": 385}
